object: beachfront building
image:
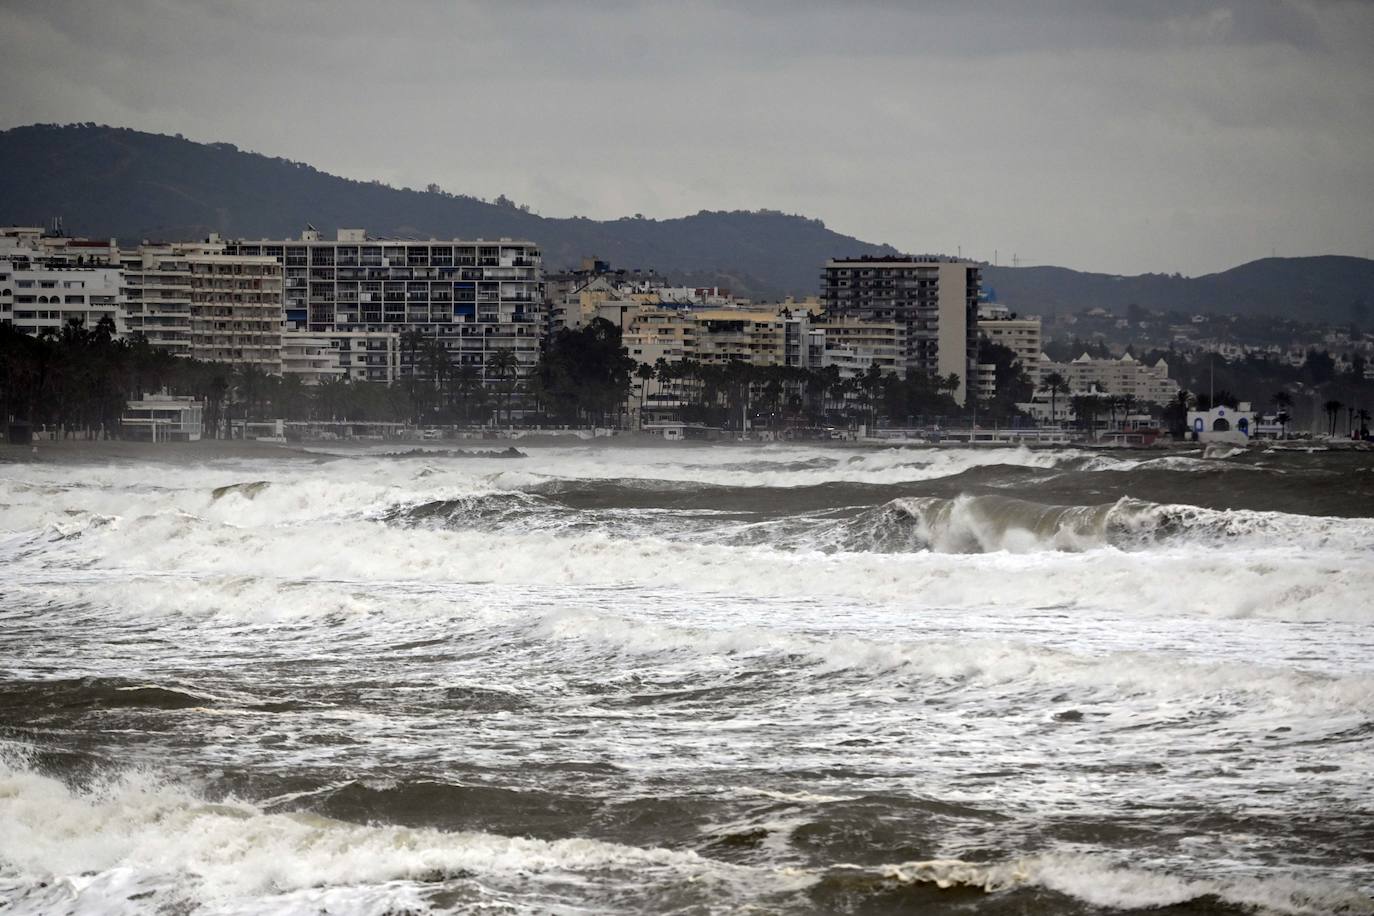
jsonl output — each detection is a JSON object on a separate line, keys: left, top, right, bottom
{"left": 221, "top": 229, "right": 543, "bottom": 386}
{"left": 820, "top": 255, "right": 981, "bottom": 404}
{"left": 1040, "top": 352, "right": 1179, "bottom": 405}
{"left": 122, "top": 395, "right": 204, "bottom": 441}
{"left": 545, "top": 266, "right": 639, "bottom": 333}
{"left": 122, "top": 243, "right": 284, "bottom": 373}
{"left": 1, "top": 228, "right": 125, "bottom": 337}
{"left": 0, "top": 249, "right": 125, "bottom": 338}
{"left": 281, "top": 331, "right": 346, "bottom": 385}
{"left": 689, "top": 308, "right": 793, "bottom": 367}
{"left": 813, "top": 316, "right": 908, "bottom": 377}
{"left": 1186, "top": 402, "right": 1256, "bottom": 445}
{"left": 977, "top": 310, "right": 1043, "bottom": 385}
{"left": 324, "top": 328, "right": 402, "bottom": 383}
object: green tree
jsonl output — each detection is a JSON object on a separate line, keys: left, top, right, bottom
{"left": 1272, "top": 390, "right": 1293, "bottom": 438}
{"left": 1039, "top": 371, "right": 1069, "bottom": 425}
{"left": 635, "top": 362, "right": 655, "bottom": 423}
{"left": 487, "top": 348, "right": 519, "bottom": 426}
{"left": 1323, "top": 398, "right": 1343, "bottom": 436}
{"left": 532, "top": 318, "right": 634, "bottom": 426}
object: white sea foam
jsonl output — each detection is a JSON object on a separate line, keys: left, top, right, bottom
{"left": 873, "top": 854, "right": 1374, "bottom": 915}
{"left": 18, "top": 503, "right": 1369, "bottom": 624}
{"left": 832, "top": 494, "right": 1374, "bottom": 554}
{"left": 0, "top": 757, "right": 777, "bottom": 915}
{"left": 6, "top": 754, "right": 1364, "bottom": 916}
{"left": 529, "top": 607, "right": 1374, "bottom": 715}
{"left": 3, "top": 448, "right": 1371, "bottom": 914}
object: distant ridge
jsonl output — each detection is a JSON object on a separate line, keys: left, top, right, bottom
{"left": 0, "top": 123, "right": 897, "bottom": 298}
{"left": 2, "top": 123, "right": 1370, "bottom": 322}
{"left": 984, "top": 258, "right": 1374, "bottom": 327}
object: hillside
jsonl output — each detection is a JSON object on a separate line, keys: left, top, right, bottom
{"left": 985, "top": 257, "right": 1374, "bottom": 327}
{"left": 0, "top": 124, "right": 896, "bottom": 298}
{"left": 4, "top": 123, "right": 1370, "bottom": 323}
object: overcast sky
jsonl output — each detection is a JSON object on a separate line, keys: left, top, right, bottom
{"left": 1, "top": 1, "right": 1371, "bottom": 276}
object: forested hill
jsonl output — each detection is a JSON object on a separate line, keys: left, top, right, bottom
{"left": 984, "top": 256, "right": 1374, "bottom": 327}
{"left": 4, "top": 123, "right": 1370, "bottom": 321}
{"left": 0, "top": 123, "right": 896, "bottom": 298}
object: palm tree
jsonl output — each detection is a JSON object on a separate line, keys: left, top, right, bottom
{"left": 1323, "top": 399, "right": 1343, "bottom": 437}
{"left": 859, "top": 363, "right": 884, "bottom": 430}
{"left": 635, "top": 362, "right": 655, "bottom": 425}
{"left": 1071, "top": 394, "right": 1103, "bottom": 438}
{"left": 1357, "top": 408, "right": 1371, "bottom": 440}
{"left": 399, "top": 329, "right": 426, "bottom": 423}
{"left": 1169, "top": 389, "right": 1191, "bottom": 438}
{"left": 1272, "top": 390, "right": 1293, "bottom": 438}
{"left": 234, "top": 365, "right": 266, "bottom": 425}
{"left": 277, "top": 374, "right": 309, "bottom": 421}
{"left": 1105, "top": 395, "right": 1123, "bottom": 431}
{"left": 453, "top": 364, "right": 480, "bottom": 423}
{"left": 487, "top": 348, "right": 519, "bottom": 426}
{"left": 1040, "top": 371, "right": 1068, "bottom": 425}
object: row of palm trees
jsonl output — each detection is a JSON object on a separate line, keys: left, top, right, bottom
{"left": 1320, "top": 396, "right": 1371, "bottom": 438}
{"left": 1268, "top": 390, "right": 1365, "bottom": 438}
{"left": 632, "top": 358, "right": 965, "bottom": 429}
{"left": 1036, "top": 371, "right": 1143, "bottom": 431}
{"left": 397, "top": 330, "right": 520, "bottom": 424}
{"left": 0, "top": 318, "right": 524, "bottom": 437}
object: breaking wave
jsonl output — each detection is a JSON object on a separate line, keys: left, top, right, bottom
{"left": 3, "top": 755, "right": 1369, "bottom": 916}
{"left": 818, "top": 855, "right": 1374, "bottom": 915}
{"left": 827, "top": 494, "right": 1374, "bottom": 554}
{"left": 0, "top": 756, "right": 766, "bottom": 916}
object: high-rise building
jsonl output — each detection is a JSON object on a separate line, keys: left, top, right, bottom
{"left": 814, "top": 316, "right": 909, "bottom": 377}
{"left": 977, "top": 305, "right": 1043, "bottom": 385}
{"left": 221, "top": 229, "right": 543, "bottom": 384}
{"left": 1, "top": 228, "right": 124, "bottom": 338}
{"left": 122, "top": 243, "right": 283, "bottom": 372}
{"left": 820, "top": 255, "right": 981, "bottom": 404}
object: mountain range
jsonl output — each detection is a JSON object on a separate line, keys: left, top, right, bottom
{"left": 2, "top": 123, "right": 1371, "bottom": 326}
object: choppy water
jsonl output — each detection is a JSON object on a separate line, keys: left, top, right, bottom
{"left": 1, "top": 442, "right": 1372, "bottom": 915}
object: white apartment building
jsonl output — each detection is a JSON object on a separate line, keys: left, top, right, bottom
{"left": 1041, "top": 352, "right": 1179, "bottom": 405}
{"left": 122, "top": 243, "right": 284, "bottom": 373}
{"left": 121, "top": 245, "right": 196, "bottom": 356}
{"left": 1, "top": 238, "right": 125, "bottom": 338}
{"left": 821, "top": 255, "right": 981, "bottom": 404}
{"left": 814, "top": 317, "right": 908, "bottom": 377}
{"left": 324, "top": 329, "right": 402, "bottom": 383}
{"left": 221, "top": 229, "right": 542, "bottom": 385}
{"left": 624, "top": 306, "right": 695, "bottom": 367}
{"left": 978, "top": 315, "right": 1043, "bottom": 385}
{"left": 281, "top": 331, "right": 346, "bottom": 385}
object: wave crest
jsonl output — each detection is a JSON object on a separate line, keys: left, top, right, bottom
{"left": 847, "top": 854, "right": 1374, "bottom": 915}
{"left": 831, "top": 495, "right": 1374, "bottom": 554}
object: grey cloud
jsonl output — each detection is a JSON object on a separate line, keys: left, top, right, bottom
{"left": 0, "top": 0, "right": 1371, "bottom": 275}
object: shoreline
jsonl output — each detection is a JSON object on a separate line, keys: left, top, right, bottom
{"left": 3, "top": 431, "right": 1363, "bottom": 465}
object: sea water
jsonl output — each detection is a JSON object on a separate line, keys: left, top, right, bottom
{"left": 1, "top": 443, "right": 1371, "bottom": 914}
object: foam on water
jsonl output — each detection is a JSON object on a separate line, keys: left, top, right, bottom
{"left": 0, "top": 755, "right": 788, "bottom": 915}
{"left": 16, "top": 508, "right": 1368, "bottom": 622}
{"left": 868, "top": 855, "right": 1373, "bottom": 914}
{"left": 2, "top": 445, "right": 1372, "bottom": 914}
{"left": 826, "top": 493, "right": 1374, "bottom": 554}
